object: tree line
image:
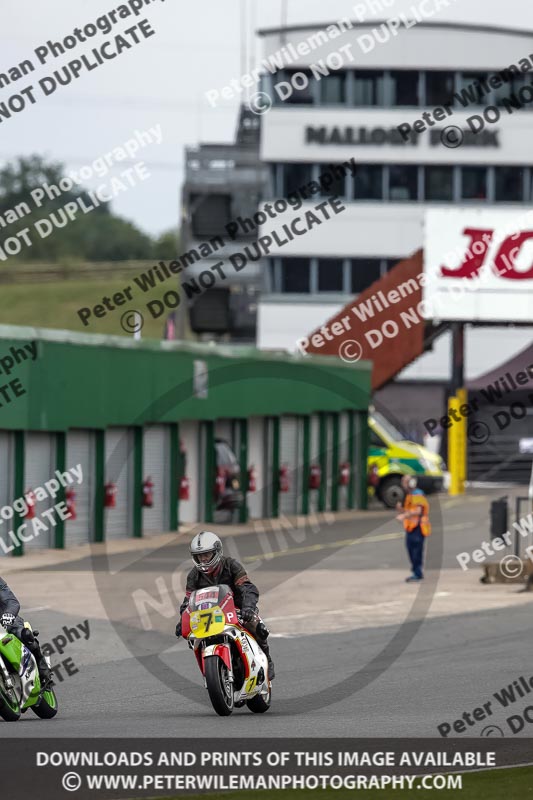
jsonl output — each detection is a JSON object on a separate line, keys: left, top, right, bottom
{"left": 0, "top": 155, "right": 177, "bottom": 262}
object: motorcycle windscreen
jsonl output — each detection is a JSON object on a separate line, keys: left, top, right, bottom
{"left": 188, "top": 585, "right": 238, "bottom": 638}
{"left": 188, "top": 584, "right": 232, "bottom": 611}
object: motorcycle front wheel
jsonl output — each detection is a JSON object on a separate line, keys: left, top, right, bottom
{"left": 205, "top": 657, "right": 234, "bottom": 716}
{"left": 0, "top": 673, "right": 21, "bottom": 721}
{"left": 32, "top": 688, "right": 58, "bottom": 719}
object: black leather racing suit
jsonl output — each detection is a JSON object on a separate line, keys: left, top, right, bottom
{"left": 0, "top": 577, "right": 52, "bottom": 685}
{"left": 179, "top": 557, "right": 274, "bottom": 673}
{"left": 179, "top": 557, "right": 259, "bottom": 615}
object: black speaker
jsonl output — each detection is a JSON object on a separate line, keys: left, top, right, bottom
{"left": 490, "top": 496, "right": 508, "bottom": 539}
{"left": 189, "top": 289, "right": 231, "bottom": 333}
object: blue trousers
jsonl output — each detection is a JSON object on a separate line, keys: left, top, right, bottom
{"left": 406, "top": 526, "right": 425, "bottom": 578}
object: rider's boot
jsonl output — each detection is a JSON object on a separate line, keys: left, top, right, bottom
{"left": 21, "top": 629, "right": 54, "bottom": 690}
{"left": 247, "top": 619, "right": 275, "bottom": 680}
{"left": 36, "top": 652, "right": 54, "bottom": 690}
{"left": 258, "top": 639, "right": 275, "bottom": 680}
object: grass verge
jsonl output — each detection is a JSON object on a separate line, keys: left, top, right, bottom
{"left": 0, "top": 278, "right": 180, "bottom": 339}
{"left": 145, "top": 765, "right": 533, "bottom": 800}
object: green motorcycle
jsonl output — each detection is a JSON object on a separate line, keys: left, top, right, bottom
{"left": 0, "top": 621, "right": 58, "bottom": 721}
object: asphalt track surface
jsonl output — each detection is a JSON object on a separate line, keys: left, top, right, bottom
{"left": 4, "top": 487, "right": 533, "bottom": 738}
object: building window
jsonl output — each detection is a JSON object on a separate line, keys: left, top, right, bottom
{"left": 282, "top": 163, "right": 313, "bottom": 196}
{"left": 281, "top": 258, "right": 310, "bottom": 293}
{"left": 353, "top": 165, "right": 383, "bottom": 200}
{"left": 351, "top": 259, "right": 382, "bottom": 293}
{"left": 526, "top": 173, "right": 533, "bottom": 202}
{"left": 389, "top": 165, "right": 418, "bottom": 201}
{"left": 461, "top": 167, "right": 487, "bottom": 200}
{"left": 390, "top": 71, "right": 419, "bottom": 105}
{"left": 275, "top": 69, "right": 314, "bottom": 105}
{"left": 493, "top": 71, "right": 526, "bottom": 106}
{"left": 354, "top": 70, "right": 385, "bottom": 106}
{"left": 266, "top": 259, "right": 276, "bottom": 292}
{"left": 424, "top": 166, "right": 454, "bottom": 201}
{"left": 384, "top": 258, "right": 402, "bottom": 272}
{"left": 455, "top": 72, "right": 489, "bottom": 106}
{"left": 425, "top": 71, "right": 455, "bottom": 106}
{"left": 274, "top": 163, "right": 533, "bottom": 204}
{"left": 495, "top": 167, "right": 524, "bottom": 202}
{"left": 319, "top": 72, "right": 347, "bottom": 105}
{"left": 319, "top": 164, "right": 346, "bottom": 197}
{"left": 318, "top": 259, "right": 344, "bottom": 292}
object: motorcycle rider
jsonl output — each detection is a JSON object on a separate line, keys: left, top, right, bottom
{"left": 0, "top": 577, "right": 54, "bottom": 689}
{"left": 175, "top": 531, "right": 275, "bottom": 680}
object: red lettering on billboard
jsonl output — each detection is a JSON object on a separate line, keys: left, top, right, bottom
{"left": 440, "top": 228, "right": 494, "bottom": 278}
{"left": 440, "top": 228, "right": 533, "bottom": 280}
{"left": 493, "top": 231, "right": 533, "bottom": 279}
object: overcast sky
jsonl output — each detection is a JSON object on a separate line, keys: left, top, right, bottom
{"left": 2, "top": 0, "right": 532, "bottom": 238}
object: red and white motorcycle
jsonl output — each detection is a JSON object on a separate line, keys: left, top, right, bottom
{"left": 180, "top": 584, "right": 272, "bottom": 716}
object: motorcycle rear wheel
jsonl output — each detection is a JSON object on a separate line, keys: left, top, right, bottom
{"left": 205, "top": 657, "right": 234, "bottom": 716}
{"left": 246, "top": 685, "right": 271, "bottom": 714}
{"left": 0, "top": 674, "right": 21, "bottom": 721}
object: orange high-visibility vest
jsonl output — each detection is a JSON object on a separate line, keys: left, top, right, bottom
{"left": 403, "top": 492, "right": 432, "bottom": 536}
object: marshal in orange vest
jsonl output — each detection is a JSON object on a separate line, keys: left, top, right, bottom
{"left": 403, "top": 491, "right": 432, "bottom": 537}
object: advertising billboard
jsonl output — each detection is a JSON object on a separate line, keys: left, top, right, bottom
{"left": 423, "top": 208, "right": 533, "bottom": 322}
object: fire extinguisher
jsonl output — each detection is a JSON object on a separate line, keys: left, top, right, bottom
{"left": 179, "top": 475, "right": 190, "bottom": 501}
{"left": 309, "top": 463, "right": 321, "bottom": 490}
{"left": 65, "top": 487, "right": 77, "bottom": 520}
{"left": 339, "top": 461, "right": 350, "bottom": 486}
{"left": 24, "top": 489, "right": 36, "bottom": 520}
{"left": 247, "top": 465, "right": 257, "bottom": 493}
{"left": 215, "top": 467, "right": 225, "bottom": 498}
{"left": 142, "top": 477, "right": 154, "bottom": 508}
{"left": 278, "top": 464, "right": 290, "bottom": 493}
{"left": 368, "top": 464, "right": 380, "bottom": 487}
{"left": 104, "top": 482, "right": 117, "bottom": 509}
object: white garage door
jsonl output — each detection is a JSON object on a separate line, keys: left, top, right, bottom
{"left": 247, "top": 418, "right": 265, "bottom": 520}
{"left": 279, "top": 416, "right": 302, "bottom": 516}
{"left": 143, "top": 425, "right": 170, "bottom": 534}
{"left": 24, "top": 432, "right": 55, "bottom": 550}
{"left": 105, "top": 428, "right": 133, "bottom": 540}
{"left": 0, "top": 432, "right": 14, "bottom": 557}
{"left": 215, "top": 419, "right": 233, "bottom": 448}
{"left": 178, "top": 421, "right": 200, "bottom": 524}
{"left": 66, "top": 430, "right": 94, "bottom": 547}
{"left": 262, "top": 418, "right": 275, "bottom": 518}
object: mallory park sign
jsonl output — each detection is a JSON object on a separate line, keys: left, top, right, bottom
{"left": 305, "top": 125, "right": 500, "bottom": 147}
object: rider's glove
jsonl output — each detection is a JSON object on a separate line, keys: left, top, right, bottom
{"left": 1, "top": 613, "right": 15, "bottom": 630}
{"left": 240, "top": 607, "right": 256, "bottom": 623}
{"left": 175, "top": 620, "right": 182, "bottom": 638}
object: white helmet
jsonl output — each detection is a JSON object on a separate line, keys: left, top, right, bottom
{"left": 402, "top": 474, "right": 417, "bottom": 490}
{"left": 190, "top": 530, "right": 223, "bottom": 573}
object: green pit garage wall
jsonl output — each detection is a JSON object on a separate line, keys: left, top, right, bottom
{"left": 0, "top": 326, "right": 371, "bottom": 556}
